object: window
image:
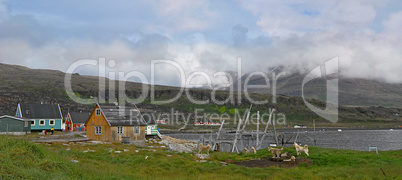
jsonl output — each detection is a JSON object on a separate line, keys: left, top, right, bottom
{"left": 134, "top": 126, "right": 140, "bottom": 134}
{"left": 39, "top": 119, "right": 45, "bottom": 126}
{"left": 95, "top": 126, "right": 102, "bottom": 135}
{"left": 31, "top": 120, "right": 35, "bottom": 126}
{"left": 117, "top": 126, "right": 123, "bottom": 135}
{"left": 24, "top": 121, "right": 29, "bottom": 127}
{"left": 96, "top": 109, "right": 101, "bottom": 116}
{"left": 49, "top": 119, "right": 55, "bottom": 125}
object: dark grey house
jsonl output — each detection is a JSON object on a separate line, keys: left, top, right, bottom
{"left": 0, "top": 115, "right": 33, "bottom": 135}
{"left": 16, "top": 103, "right": 63, "bottom": 131}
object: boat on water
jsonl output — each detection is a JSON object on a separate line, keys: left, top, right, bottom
{"left": 338, "top": 129, "right": 342, "bottom": 132}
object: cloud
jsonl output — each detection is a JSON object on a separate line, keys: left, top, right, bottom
{"left": 149, "top": 0, "right": 216, "bottom": 33}
{"left": 232, "top": 24, "right": 248, "bottom": 46}
{"left": 383, "top": 11, "right": 402, "bottom": 34}
{"left": 328, "top": 0, "right": 376, "bottom": 27}
{"left": 0, "top": 0, "right": 402, "bottom": 87}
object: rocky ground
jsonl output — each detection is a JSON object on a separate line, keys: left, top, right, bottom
{"left": 159, "top": 135, "right": 198, "bottom": 153}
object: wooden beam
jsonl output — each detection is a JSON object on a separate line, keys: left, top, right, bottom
{"left": 257, "top": 108, "right": 275, "bottom": 149}
{"left": 256, "top": 111, "right": 259, "bottom": 148}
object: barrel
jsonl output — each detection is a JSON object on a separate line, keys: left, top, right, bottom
{"left": 122, "top": 137, "right": 130, "bottom": 144}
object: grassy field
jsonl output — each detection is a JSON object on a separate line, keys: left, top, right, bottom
{"left": 0, "top": 135, "right": 401, "bottom": 179}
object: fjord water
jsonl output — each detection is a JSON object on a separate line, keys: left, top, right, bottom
{"left": 168, "top": 129, "right": 402, "bottom": 151}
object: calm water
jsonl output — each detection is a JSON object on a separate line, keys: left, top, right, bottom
{"left": 167, "top": 129, "right": 402, "bottom": 151}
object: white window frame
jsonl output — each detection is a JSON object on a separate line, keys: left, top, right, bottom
{"left": 95, "top": 126, "right": 102, "bottom": 135}
{"left": 49, "top": 119, "right": 55, "bottom": 126}
{"left": 96, "top": 109, "right": 101, "bottom": 116}
{"left": 117, "top": 126, "right": 123, "bottom": 135}
{"left": 134, "top": 126, "right": 140, "bottom": 134}
{"left": 39, "top": 119, "right": 45, "bottom": 126}
{"left": 31, "top": 120, "right": 35, "bottom": 126}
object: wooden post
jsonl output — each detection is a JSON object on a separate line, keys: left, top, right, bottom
{"left": 256, "top": 111, "right": 260, "bottom": 148}
{"left": 209, "top": 128, "right": 213, "bottom": 147}
{"left": 313, "top": 119, "right": 315, "bottom": 132}
{"left": 232, "top": 117, "right": 242, "bottom": 153}
{"left": 212, "top": 120, "right": 225, "bottom": 151}
{"left": 313, "top": 119, "right": 316, "bottom": 145}
{"left": 239, "top": 105, "right": 252, "bottom": 147}
{"left": 257, "top": 108, "right": 275, "bottom": 149}
{"left": 241, "top": 105, "right": 253, "bottom": 132}
{"left": 272, "top": 113, "right": 279, "bottom": 146}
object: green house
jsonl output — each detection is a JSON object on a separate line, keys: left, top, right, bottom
{"left": 15, "top": 103, "right": 63, "bottom": 131}
{"left": 0, "top": 115, "right": 33, "bottom": 135}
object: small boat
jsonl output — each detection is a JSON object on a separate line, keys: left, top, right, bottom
{"left": 390, "top": 129, "right": 394, "bottom": 131}
{"left": 338, "top": 129, "right": 342, "bottom": 132}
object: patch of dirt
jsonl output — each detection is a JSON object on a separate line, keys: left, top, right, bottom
{"left": 235, "top": 157, "right": 312, "bottom": 168}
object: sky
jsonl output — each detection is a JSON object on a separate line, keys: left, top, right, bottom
{"left": 0, "top": 0, "right": 401, "bottom": 87}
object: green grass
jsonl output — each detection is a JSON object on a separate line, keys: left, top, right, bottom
{"left": 0, "top": 136, "right": 401, "bottom": 179}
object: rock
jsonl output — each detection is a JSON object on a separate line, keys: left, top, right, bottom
{"left": 168, "top": 143, "right": 193, "bottom": 153}
{"left": 135, "top": 150, "right": 139, "bottom": 153}
{"left": 195, "top": 153, "right": 210, "bottom": 160}
{"left": 199, "top": 160, "right": 207, "bottom": 163}
{"left": 145, "top": 156, "right": 148, "bottom": 159}
{"left": 167, "top": 155, "right": 172, "bottom": 157}
{"left": 71, "top": 160, "right": 79, "bottom": 163}
{"left": 161, "top": 139, "right": 170, "bottom": 146}
{"left": 115, "top": 151, "right": 121, "bottom": 153}
{"left": 131, "top": 140, "right": 145, "bottom": 147}
{"left": 123, "top": 149, "right": 129, "bottom": 152}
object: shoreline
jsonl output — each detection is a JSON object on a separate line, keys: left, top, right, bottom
{"left": 160, "top": 127, "right": 402, "bottom": 134}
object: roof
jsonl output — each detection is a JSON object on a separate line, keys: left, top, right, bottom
{"left": 19, "top": 104, "right": 62, "bottom": 119}
{"left": 68, "top": 111, "right": 91, "bottom": 124}
{"left": 0, "top": 115, "right": 33, "bottom": 121}
{"left": 141, "top": 112, "right": 156, "bottom": 125}
{"left": 98, "top": 104, "right": 148, "bottom": 126}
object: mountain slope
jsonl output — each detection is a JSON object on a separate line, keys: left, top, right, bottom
{"left": 0, "top": 63, "right": 401, "bottom": 126}
{"left": 232, "top": 72, "right": 402, "bottom": 107}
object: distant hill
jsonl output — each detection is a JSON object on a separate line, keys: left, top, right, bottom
{"left": 231, "top": 71, "right": 402, "bottom": 108}
{"left": 0, "top": 63, "right": 401, "bottom": 126}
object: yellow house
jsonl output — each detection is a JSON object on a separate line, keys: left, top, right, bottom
{"left": 85, "top": 103, "right": 147, "bottom": 144}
